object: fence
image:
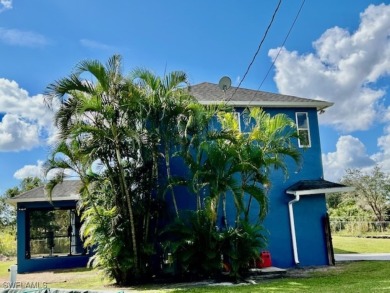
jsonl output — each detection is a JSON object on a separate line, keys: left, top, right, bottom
{"left": 330, "top": 218, "right": 390, "bottom": 236}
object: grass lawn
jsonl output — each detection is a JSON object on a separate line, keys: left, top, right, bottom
{"left": 1, "top": 261, "right": 389, "bottom": 292}
{"left": 1, "top": 236, "right": 389, "bottom": 292}
{"left": 332, "top": 235, "right": 390, "bottom": 254}
{"left": 0, "top": 260, "right": 14, "bottom": 279}
{"left": 0, "top": 262, "right": 112, "bottom": 291}
{"left": 48, "top": 267, "right": 112, "bottom": 291}
{"left": 175, "top": 261, "right": 390, "bottom": 293}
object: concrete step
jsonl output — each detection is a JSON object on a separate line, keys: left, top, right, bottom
{"left": 248, "top": 266, "right": 287, "bottom": 279}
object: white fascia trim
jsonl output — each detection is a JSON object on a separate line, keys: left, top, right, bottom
{"left": 6, "top": 194, "right": 80, "bottom": 204}
{"left": 198, "top": 100, "right": 334, "bottom": 111}
{"left": 286, "top": 187, "right": 354, "bottom": 197}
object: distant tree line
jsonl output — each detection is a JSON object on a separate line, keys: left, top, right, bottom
{"left": 0, "top": 177, "right": 42, "bottom": 228}
{"left": 327, "top": 165, "right": 390, "bottom": 222}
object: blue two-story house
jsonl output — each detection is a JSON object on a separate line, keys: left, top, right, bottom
{"left": 188, "top": 82, "right": 351, "bottom": 268}
{"left": 9, "top": 82, "right": 351, "bottom": 273}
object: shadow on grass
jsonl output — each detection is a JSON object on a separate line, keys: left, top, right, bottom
{"left": 333, "top": 248, "right": 356, "bottom": 254}
{"left": 53, "top": 267, "right": 94, "bottom": 274}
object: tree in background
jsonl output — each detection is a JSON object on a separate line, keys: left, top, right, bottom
{"left": 0, "top": 190, "right": 16, "bottom": 227}
{"left": 337, "top": 166, "right": 390, "bottom": 222}
{"left": 0, "top": 177, "right": 42, "bottom": 227}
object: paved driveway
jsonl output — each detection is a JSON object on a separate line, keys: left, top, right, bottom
{"left": 335, "top": 253, "right": 390, "bottom": 261}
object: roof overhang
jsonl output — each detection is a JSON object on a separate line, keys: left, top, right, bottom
{"left": 197, "top": 100, "right": 334, "bottom": 111}
{"left": 286, "top": 179, "right": 354, "bottom": 197}
{"left": 5, "top": 180, "right": 82, "bottom": 206}
{"left": 6, "top": 194, "right": 80, "bottom": 205}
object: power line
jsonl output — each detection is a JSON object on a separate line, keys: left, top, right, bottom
{"left": 254, "top": 0, "right": 306, "bottom": 96}
{"left": 228, "top": 0, "right": 282, "bottom": 101}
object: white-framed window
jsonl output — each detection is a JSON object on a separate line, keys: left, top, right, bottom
{"left": 234, "top": 111, "right": 241, "bottom": 132}
{"left": 296, "top": 112, "right": 311, "bottom": 148}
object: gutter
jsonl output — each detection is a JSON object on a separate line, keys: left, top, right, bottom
{"left": 288, "top": 194, "right": 300, "bottom": 265}
{"left": 286, "top": 186, "right": 354, "bottom": 266}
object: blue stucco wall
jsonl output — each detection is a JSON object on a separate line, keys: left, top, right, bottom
{"left": 261, "top": 107, "right": 328, "bottom": 268}
{"left": 16, "top": 200, "right": 90, "bottom": 273}
{"left": 171, "top": 106, "right": 329, "bottom": 268}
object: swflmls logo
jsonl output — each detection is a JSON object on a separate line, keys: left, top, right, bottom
{"left": 2, "top": 281, "right": 48, "bottom": 289}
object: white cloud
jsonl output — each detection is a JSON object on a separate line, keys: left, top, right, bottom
{"left": 80, "top": 39, "right": 114, "bottom": 51}
{"left": 269, "top": 3, "right": 390, "bottom": 132}
{"left": 371, "top": 126, "right": 390, "bottom": 173}
{"left": 0, "top": 78, "right": 58, "bottom": 152}
{"left": 0, "top": 27, "right": 48, "bottom": 47}
{"left": 322, "top": 135, "right": 375, "bottom": 181}
{"left": 0, "top": 0, "right": 12, "bottom": 12}
{"left": 13, "top": 160, "right": 45, "bottom": 180}
{"left": 14, "top": 160, "right": 80, "bottom": 181}
{"left": 45, "top": 168, "right": 79, "bottom": 181}
{"left": 0, "top": 114, "right": 39, "bottom": 151}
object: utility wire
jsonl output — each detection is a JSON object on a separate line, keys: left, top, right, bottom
{"left": 228, "top": 0, "right": 282, "bottom": 101}
{"left": 249, "top": 0, "right": 306, "bottom": 104}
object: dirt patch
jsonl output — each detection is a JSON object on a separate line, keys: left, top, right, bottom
{"left": 0, "top": 255, "right": 14, "bottom": 262}
{"left": 0, "top": 268, "right": 100, "bottom": 286}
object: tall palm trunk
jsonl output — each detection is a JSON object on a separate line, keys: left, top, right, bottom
{"left": 113, "top": 135, "right": 139, "bottom": 275}
{"left": 222, "top": 193, "right": 228, "bottom": 228}
{"left": 165, "top": 145, "right": 179, "bottom": 218}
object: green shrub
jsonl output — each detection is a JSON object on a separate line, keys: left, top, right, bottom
{"left": 0, "top": 230, "right": 16, "bottom": 256}
{"left": 162, "top": 211, "right": 222, "bottom": 278}
{"left": 221, "top": 221, "right": 266, "bottom": 281}
{"left": 163, "top": 211, "right": 266, "bottom": 281}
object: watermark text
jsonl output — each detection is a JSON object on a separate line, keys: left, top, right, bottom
{"left": 2, "top": 281, "right": 48, "bottom": 289}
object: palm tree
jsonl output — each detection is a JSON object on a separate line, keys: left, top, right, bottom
{"left": 241, "top": 107, "right": 301, "bottom": 220}
{"left": 177, "top": 106, "right": 243, "bottom": 226}
{"left": 132, "top": 69, "right": 195, "bottom": 218}
{"left": 181, "top": 106, "right": 301, "bottom": 226}
{"left": 45, "top": 54, "right": 143, "bottom": 278}
{"left": 44, "top": 138, "right": 105, "bottom": 223}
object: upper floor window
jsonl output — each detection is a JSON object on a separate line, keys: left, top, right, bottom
{"left": 296, "top": 112, "right": 311, "bottom": 148}
{"left": 234, "top": 111, "right": 241, "bottom": 132}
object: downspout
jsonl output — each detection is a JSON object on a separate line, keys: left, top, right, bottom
{"left": 288, "top": 193, "right": 300, "bottom": 265}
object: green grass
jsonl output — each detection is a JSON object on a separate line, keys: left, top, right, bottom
{"left": 48, "top": 267, "right": 112, "bottom": 290}
{"left": 332, "top": 235, "right": 390, "bottom": 254}
{"left": 1, "top": 260, "right": 390, "bottom": 292}
{"left": 173, "top": 262, "right": 390, "bottom": 293}
{"left": 47, "top": 262, "right": 390, "bottom": 292}
{"left": 1, "top": 236, "right": 389, "bottom": 292}
{"left": 0, "top": 260, "right": 15, "bottom": 279}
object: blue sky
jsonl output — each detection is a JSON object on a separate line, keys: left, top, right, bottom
{"left": 0, "top": 0, "right": 389, "bottom": 193}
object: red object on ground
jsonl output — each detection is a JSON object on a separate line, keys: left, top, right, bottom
{"left": 257, "top": 251, "right": 272, "bottom": 268}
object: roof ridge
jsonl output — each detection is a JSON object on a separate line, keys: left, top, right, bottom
{"left": 188, "top": 82, "right": 333, "bottom": 111}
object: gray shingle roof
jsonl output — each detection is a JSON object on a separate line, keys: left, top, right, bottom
{"left": 7, "top": 180, "right": 81, "bottom": 204}
{"left": 189, "top": 82, "right": 333, "bottom": 111}
{"left": 286, "top": 179, "right": 353, "bottom": 196}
